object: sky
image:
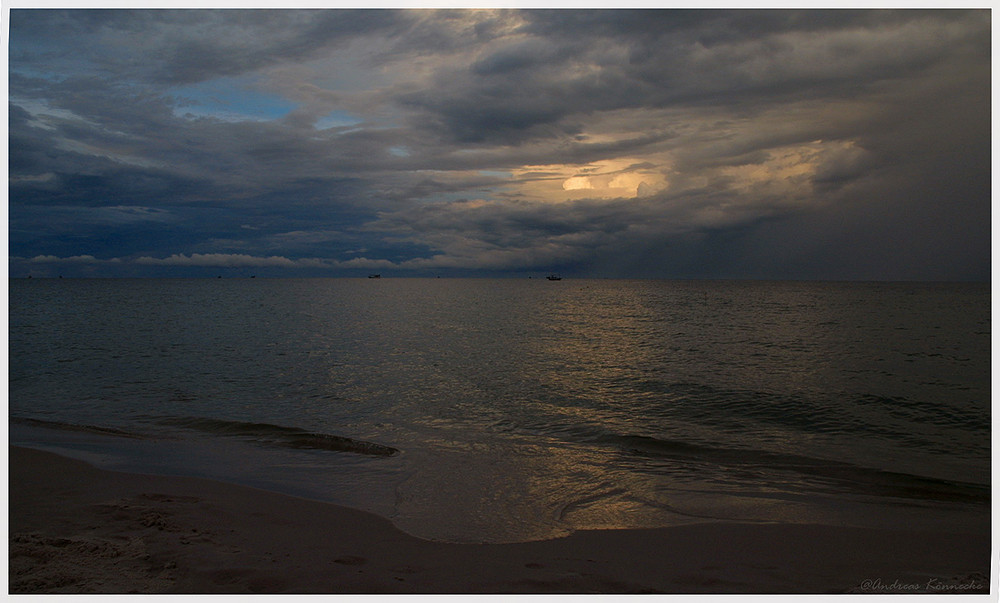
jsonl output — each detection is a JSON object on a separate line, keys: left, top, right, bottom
{"left": 6, "top": 8, "right": 992, "bottom": 279}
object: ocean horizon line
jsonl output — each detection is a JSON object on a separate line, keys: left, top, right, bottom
{"left": 8, "top": 275, "right": 991, "bottom": 285}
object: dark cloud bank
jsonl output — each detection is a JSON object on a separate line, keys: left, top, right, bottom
{"left": 8, "top": 9, "right": 991, "bottom": 280}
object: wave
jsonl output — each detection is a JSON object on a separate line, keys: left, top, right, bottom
{"left": 643, "top": 382, "right": 989, "bottom": 436}
{"left": 154, "top": 416, "right": 399, "bottom": 457}
{"left": 604, "top": 434, "right": 989, "bottom": 505}
{"left": 10, "top": 416, "right": 149, "bottom": 439}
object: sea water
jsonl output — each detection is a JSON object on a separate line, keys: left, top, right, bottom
{"left": 8, "top": 278, "right": 991, "bottom": 543}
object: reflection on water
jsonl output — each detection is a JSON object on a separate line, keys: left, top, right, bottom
{"left": 9, "top": 278, "right": 991, "bottom": 543}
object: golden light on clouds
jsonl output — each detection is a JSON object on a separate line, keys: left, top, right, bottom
{"left": 719, "top": 139, "right": 866, "bottom": 198}
{"left": 501, "top": 137, "right": 867, "bottom": 210}
{"left": 562, "top": 176, "right": 592, "bottom": 190}
{"left": 513, "top": 158, "right": 668, "bottom": 202}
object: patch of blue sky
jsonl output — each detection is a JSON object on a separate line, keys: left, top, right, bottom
{"left": 315, "top": 110, "right": 363, "bottom": 130}
{"left": 170, "top": 76, "right": 296, "bottom": 123}
{"left": 479, "top": 170, "right": 513, "bottom": 179}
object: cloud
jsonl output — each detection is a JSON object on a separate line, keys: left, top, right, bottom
{"left": 25, "top": 254, "right": 120, "bottom": 264}
{"left": 390, "top": 11, "right": 985, "bottom": 147}
{"left": 134, "top": 253, "right": 317, "bottom": 268}
{"left": 7, "top": 9, "right": 990, "bottom": 280}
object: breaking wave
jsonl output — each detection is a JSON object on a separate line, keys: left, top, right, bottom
{"left": 155, "top": 416, "right": 400, "bottom": 457}
{"left": 602, "top": 433, "right": 989, "bottom": 504}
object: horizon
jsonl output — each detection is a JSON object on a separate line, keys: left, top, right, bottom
{"left": 9, "top": 274, "right": 990, "bottom": 284}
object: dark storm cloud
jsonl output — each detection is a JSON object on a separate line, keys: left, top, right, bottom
{"left": 397, "top": 10, "right": 986, "bottom": 146}
{"left": 7, "top": 9, "right": 990, "bottom": 279}
{"left": 9, "top": 10, "right": 407, "bottom": 85}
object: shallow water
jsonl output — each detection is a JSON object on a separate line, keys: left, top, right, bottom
{"left": 9, "top": 278, "right": 991, "bottom": 542}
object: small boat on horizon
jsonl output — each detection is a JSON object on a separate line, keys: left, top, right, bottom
{"left": 546, "top": 274, "right": 562, "bottom": 281}
{"left": 368, "top": 274, "right": 381, "bottom": 279}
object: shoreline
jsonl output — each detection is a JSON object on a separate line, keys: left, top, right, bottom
{"left": 8, "top": 444, "right": 992, "bottom": 594}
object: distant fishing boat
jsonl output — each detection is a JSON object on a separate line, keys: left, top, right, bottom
{"left": 368, "top": 274, "right": 381, "bottom": 279}
{"left": 546, "top": 274, "right": 562, "bottom": 281}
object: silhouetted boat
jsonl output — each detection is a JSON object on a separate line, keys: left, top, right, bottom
{"left": 546, "top": 274, "right": 562, "bottom": 281}
{"left": 368, "top": 274, "right": 381, "bottom": 279}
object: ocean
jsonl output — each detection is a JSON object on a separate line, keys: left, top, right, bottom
{"left": 8, "top": 278, "right": 991, "bottom": 543}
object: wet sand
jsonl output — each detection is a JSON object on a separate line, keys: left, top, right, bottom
{"left": 8, "top": 445, "right": 991, "bottom": 594}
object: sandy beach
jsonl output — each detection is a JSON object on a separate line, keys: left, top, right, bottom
{"left": 8, "top": 445, "right": 991, "bottom": 594}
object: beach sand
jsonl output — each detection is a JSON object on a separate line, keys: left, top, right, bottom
{"left": 8, "top": 445, "right": 992, "bottom": 594}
